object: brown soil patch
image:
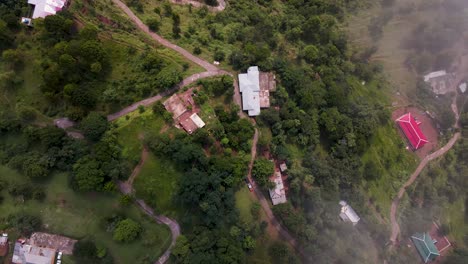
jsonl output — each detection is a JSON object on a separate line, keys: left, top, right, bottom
{"left": 392, "top": 107, "right": 439, "bottom": 159}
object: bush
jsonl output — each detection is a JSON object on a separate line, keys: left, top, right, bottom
{"left": 193, "top": 46, "right": 202, "bottom": 55}
{"left": 7, "top": 212, "right": 42, "bottom": 236}
{"left": 113, "top": 218, "right": 142, "bottom": 242}
{"left": 214, "top": 50, "right": 225, "bottom": 62}
{"left": 146, "top": 18, "right": 160, "bottom": 32}
{"left": 74, "top": 239, "right": 98, "bottom": 260}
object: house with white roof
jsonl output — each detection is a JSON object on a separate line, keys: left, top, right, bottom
{"left": 269, "top": 171, "right": 287, "bottom": 205}
{"left": 423, "top": 70, "right": 454, "bottom": 95}
{"left": 238, "top": 66, "right": 276, "bottom": 116}
{"left": 339, "top": 201, "right": 360, "bottom": 225}
{"left": 28, "top": 0, "right": 67, "bottom": 19}
{"left": 239, "top": 66, "right": 261, "bottom": 116}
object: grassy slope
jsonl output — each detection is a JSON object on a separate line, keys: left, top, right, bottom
{"left": 0, "top": 166, "right": 171, "bottom": 264}
{"left": 114, "top": 108, "right": 168, "bottom": 164}
{"left": 133, "top": 153, "right": 183, "bottom": 218}
{"left": 362, "top": 124, "right": 418, "bottom": 219}
{"left": 235, "top": 188, "right": 273, "bottom": 264}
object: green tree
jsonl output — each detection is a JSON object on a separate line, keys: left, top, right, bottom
{"left": 73, "top": 157, "right": 105, "bottom": 191}
{"left": 113, "top": 218, "right": 142, "bottom": 243}
{"left": 172, "top": 235, "right": 190, "bottom": 262}
{"left": 252, "top": 158, "right": 274, "bottom": 187}
{"left": 303, "top": 45, "right": 319, "bottom": 64}
{"left": 80, "top": 112, "right": 108, "bottom": 141}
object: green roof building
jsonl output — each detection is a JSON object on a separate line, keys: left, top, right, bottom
{"left": 411, "top": 232, "right": 440, "bottom": 263}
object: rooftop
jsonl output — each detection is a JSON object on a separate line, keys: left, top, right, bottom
{"left": 29, "top": 232, "right": 76, "bottom": 255}
{"left": 423, "top": 70, "right": 454, "bottom": 95}
{"left": 411, "top": 232, "right": 440, "bottom": 263}
{"left": 339, "top": 201, "right": 360, "bottom": 225}
{"left": 396, "top": 113, "right": 429, "bottom": 150}
{"left": 269, "top": 171, "right": 287, "bottom": 205}
{"left": 28, "top": 0, "right": 67, "bottom": 19}
{"left": 12, "top": 241, "right": 56, "bottom": 264}
{"left": 239, "top": 66, "right": 261, "bottom": 116}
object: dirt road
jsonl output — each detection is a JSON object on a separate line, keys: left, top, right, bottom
{"left": 389, "top": 94, "right": 462, "bottom": 244}
{"left": 112, "top": 0, "right": 218, "bottom": 72}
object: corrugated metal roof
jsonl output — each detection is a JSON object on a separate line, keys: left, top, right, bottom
{"left": 339, "top": 201, "right": 360, "bottom": 224}
{"left": 269, "top": 171, "right": 287, "bottom": 205}
{"left": 396, "top": 113, "right": 428, "bottom": 150}
{"left": 411, "top": 232, "right": 440, "bottom": 263}
{"left": 239, "top": 66, "right": 261, "bottom": 116}
{"left": 190, "top": 113, "right": 205, "bottom": 128}
{"left": 424, "top": 70, "right": 447, "bottom": 82}
{"left": 28, "top": 0, "right": 66, "bottom": 19}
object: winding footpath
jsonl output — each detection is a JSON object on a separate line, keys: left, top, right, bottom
{"left": 108, "top": 0, "right": 301, "bottom": 262}
{"left": 389, "top": 95, "right": 462, "bottom": 244}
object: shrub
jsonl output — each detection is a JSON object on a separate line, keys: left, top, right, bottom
{"left": 113, "top": 218, "right": 142, "bottom": 243}
{"left": 7, "top": 212, "right": 42, "bottom": 236}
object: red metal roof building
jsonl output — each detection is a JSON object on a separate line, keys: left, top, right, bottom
{"left": 396, "top": 113, "right": 429, "bottom": 150}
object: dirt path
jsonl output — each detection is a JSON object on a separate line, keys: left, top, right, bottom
{"left": 170, "top": 0, "right": 226, "bottom": 12}
{"left": 389, "top": 95, "right": 462, "bottom": 244}
{"left": 118, "top": 147, "right": 180, "bottom": 264}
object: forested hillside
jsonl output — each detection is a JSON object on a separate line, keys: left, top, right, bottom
{"left": 120, "top": 0, "right": 410, "bottom": 263}
{"left": 3, "top": 0, "right": 464, "bottom": 263}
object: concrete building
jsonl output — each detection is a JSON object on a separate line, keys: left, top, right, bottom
{"left": 339, "top": 201, "right": 360, "bottom": 225}
{"left": 28, "top": 0, "right": 67, "bottom": 19}
{"left": 239, "top": 66, "right": 276, "bottom": 116}
{"left": 239, "top": 66, "right": 261, "bottom": 116}
{"left": 269, "top": 171, "right": 287, "bottom": 205}
{"left": 423, "top": 70, "right": 454, "bottom": 95}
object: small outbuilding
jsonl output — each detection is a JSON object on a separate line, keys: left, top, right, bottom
{"left": 279, "top": 162, "right": 287, "bottom": 173}
{"left": 269, "top": 171, "right": 287, "bottom": 205}
{"left": 0, "top": 233, "right": 8, "bottom": 257}
{"left": 339, "top": 201, "right": 360, "bottom": 225}
{"left": 459, "top": 82, "right": 467, "bottom": 93}
{"left": 411, "top": 232, "right": 440, "bottom": 263}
